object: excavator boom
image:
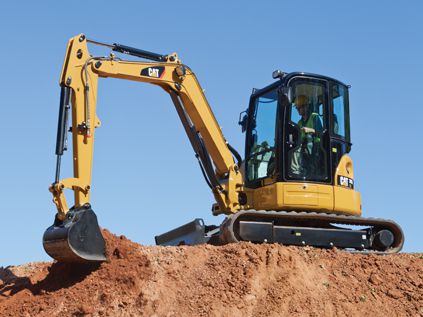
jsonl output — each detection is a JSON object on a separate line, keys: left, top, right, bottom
{"left": 44, "top": 34, "right": 244, "bottom": 262}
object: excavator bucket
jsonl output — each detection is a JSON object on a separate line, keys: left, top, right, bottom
{"left": 43, "top": 206, "right": 106, "bottom": 262}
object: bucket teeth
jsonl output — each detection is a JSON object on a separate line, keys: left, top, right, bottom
{"left": 43, "top": 206, "right": 106, "bottom": 263}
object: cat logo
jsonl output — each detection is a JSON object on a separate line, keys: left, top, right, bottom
{"left": 140, "top": 66, "right": 165, "bottom": 78}
{"left": 338, "top": 175, "right": 354, "bottom": 189}
{"left": 148, "top": 68, "right": 159, "bottom": 77}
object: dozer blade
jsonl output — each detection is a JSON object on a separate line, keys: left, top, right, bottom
{"left": 43, "top": 205, "right": 106, "bottom": 262}
{"left": 155, "top": 219, "right": 220, "bottom": 246}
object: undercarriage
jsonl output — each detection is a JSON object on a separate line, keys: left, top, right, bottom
{"left": 155, "top": 210, "right": 404, "bottom": 254}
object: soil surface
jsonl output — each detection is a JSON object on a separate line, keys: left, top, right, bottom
{"left": 1, "top": 229, "right": 422, "bottom": 317}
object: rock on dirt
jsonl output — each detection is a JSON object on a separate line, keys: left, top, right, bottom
{"left": 0, "top": 229, "right": 422, "bottom": 316}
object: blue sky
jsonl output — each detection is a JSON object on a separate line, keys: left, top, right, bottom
{"left": 0, "top": 1, "right": 422, "bottom": 266}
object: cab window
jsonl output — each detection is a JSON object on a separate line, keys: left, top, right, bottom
{"left": 331, "top": 83, "right": 350, "bottom": 141}
{"left": 246, "top": 88, "right": 278, "bottom": 182}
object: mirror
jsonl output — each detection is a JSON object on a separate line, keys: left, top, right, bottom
{"left": 238, "top": 110, "right": 248, "bottom": 133}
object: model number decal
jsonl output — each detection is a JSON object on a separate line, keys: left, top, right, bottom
{"left": 140, "top": 66, "right": 165, "bottom": 78}
{"left": 338, "top": 175, "right": 354, "bottom": 189}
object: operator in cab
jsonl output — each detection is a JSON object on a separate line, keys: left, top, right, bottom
{"left": 290, "top": 94, "right": 323, "bottom": 179}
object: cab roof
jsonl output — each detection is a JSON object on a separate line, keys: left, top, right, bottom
{"left": 251, "top": 72, "right": 349, "bottom": 97}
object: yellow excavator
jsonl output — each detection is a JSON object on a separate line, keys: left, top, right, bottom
{"left": 43, "top": 34, "right": 404, "bottom": 262}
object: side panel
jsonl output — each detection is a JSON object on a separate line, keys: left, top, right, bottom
{"left": 284, "top": 183, "right": 333, "bottom": 211}
{"left": 250, "top": 183, "right": 284, "bottom": 210}
{"left": 333, "top": 187, "right": 361, "bottom": 215}
{"left": 249, "top": 182, "right": 334, "bottom": 212}
{"left": 333, "top": 155, "right": 361, "bottom": 216}
{"left": 284, "top": 184, "right": 318, "bottom": 206}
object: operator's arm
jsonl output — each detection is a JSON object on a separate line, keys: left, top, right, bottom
{"left": 301, "top": 113, "right": 322, "bottom": 135}
{"left": 301, "top": 127, "right": 316, "bottom": 134}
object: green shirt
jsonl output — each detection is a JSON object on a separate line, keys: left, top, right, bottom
{"left": 298, "top": 112, "right": 322, "bottom": 142}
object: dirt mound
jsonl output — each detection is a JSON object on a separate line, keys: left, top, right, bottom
{"left": 0, "top": 230, "right": 422, "bottom": 317}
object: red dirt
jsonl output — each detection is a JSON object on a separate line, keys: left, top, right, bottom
{"left": 1, "top": 229, "right": 422, "bottom": 317}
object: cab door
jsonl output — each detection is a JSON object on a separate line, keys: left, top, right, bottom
{"left": 282, "top": 77, "right": 334, "bottom": 211}
{"left": 284, "top": 77, "right": 331, "bottom": 183}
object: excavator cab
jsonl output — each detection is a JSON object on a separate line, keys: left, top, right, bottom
{"left": 244, "top": 72, "right": 351, "bottom": 191}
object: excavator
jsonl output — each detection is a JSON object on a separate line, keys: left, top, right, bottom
{"left": 43, "top": 34, "right": 404, "bottom": 262}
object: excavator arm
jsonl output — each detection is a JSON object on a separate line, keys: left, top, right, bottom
{"left": 43, "top": 34, "right": 245, "bottom": 262}
{"left": 52, "top": 34, "right": 244, "bottom": 221}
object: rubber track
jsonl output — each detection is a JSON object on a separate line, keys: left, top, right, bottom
{"left": 220, "top": 210, "right": 404, "bottom": 254}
